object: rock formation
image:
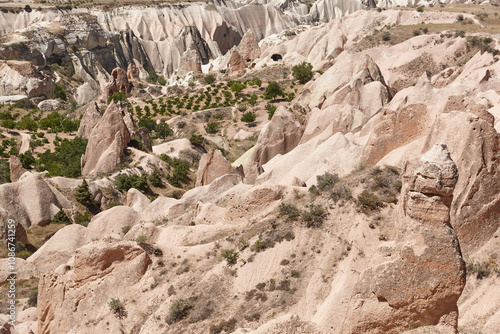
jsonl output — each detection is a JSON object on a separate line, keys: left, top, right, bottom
{"left": 105, "top": 67, "right": 130, "bottom": 100}
{"left": 342, "top": 143, "right": 465, "bottom": 333}
{"left": 9, "top": 156, "right": 28, "bottom": 182}
{"left": 81, "top": 102, "right": 131, "bottom": 176}
{"left": 243, "top": 106, "right": 304, "bottom": 182}
{"left": 196, "top": 149, "right": 243, "bottom": 187}
{"left": 126, "top": 188, "right": 151, "bottom": 213}
{"left": 76, "top": 102, "right": 102, "bottom": 139}
{"left": 127, "top": 63, "right": 140, "bottom": 80}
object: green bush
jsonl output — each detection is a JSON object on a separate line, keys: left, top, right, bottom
{"left": 136, "top": 234, "right": 148, "bottom": 243}
{"left": 166, "top": 298, "right": 193, "bottom": 324}
{"left": 241, "top": 112, "right": 256, "bottom": 123}
{"left": 17, "top": 115, "right": 38, "bottom": 132}
{"left": 74, "top": 179, "right": 93, "bottom": 207}
{"left": 251, "top": 240, "right": 266, "bottom": 252}
{"left": 221, "top": 249, "right": 238, "bottom": 266}
{"left": 204, "top": 74, "right": 216, "bottom": 85}
{"left": 265, "top": 103, "right": 277, "bottom": 120}
{"left": 263, "top": 81, "right": 285, "bottom": 100}
{"left": 205, "top": 121, "right": 219, "bottom": 134}
{"left": 108, "top": 298, "right": 126, "bottom": 318}
{"left": 292, "top": 62, "right": 314, "bottom": 84}
{"left": 301, "top": 204, "right": 328, "bottom": 228}
{"left": 53, "top": 83, "right": 67, "bottom": 101}
{"left": 107, "top": 91, "right": 127, "bottom": 104}
{"left": 149, "top": 169, "right": 162, "bottom": 187}
{"left": 189, "top": 134, "right": 204, "bottom": 147}
{"left": 356, "top": 191, "right": 383, "bottom": 213}
{"left": 382, "top": 32, "right": 391, "bottom": 41}
{"left": 416, "top": 6, "right": 424, "bottom": 12}
{"left": 316, "top": 172, "right": 339, "bottom": 192}
{"left": 157, "top": 76, "right": 167, "bottom": 86}
{"left": 122, "top": 225, "right": 131, "bottom": 234}
{"left": 52, "top": 209, "right": 71, "bottom": 224}
{"left": 115, "top": 173, "right": 150, "bottom": 193}
{"left": 138, "top": 117, "right": 156, "bottom": 132}
{"left": 147, "top": 70, "right": 157, "bottom": 83}
{"left": 278, "top": 203, "right": 301, "bottom": 221}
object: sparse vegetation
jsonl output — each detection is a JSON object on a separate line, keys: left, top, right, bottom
{"left": 221, "top": 249, "right": 238, "bottom": 266}
{"left": 166, "top": 298, "right": 193, "bottom": 324}
{"left": 301, "top": 204, "right": 328, "bottom": 228}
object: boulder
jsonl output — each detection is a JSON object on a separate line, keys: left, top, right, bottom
{"left": 85, "top": 206, "right": 141, "bottom": 242}
{"left": 127, "top": 63, "right": 140, "bottom": 80}
{"left": 196, "top": 150, "right": 242, "bottom": 187}
{"left": 37, "top": 99, "right": 61, "bottom": 112}
{"left": 126, "top": 188, "right": 151, "bottom": 213}
{"left": 104, "top": 67, "right": 130, "bottom": 100}
{"left": 0, "top": 174, "right": 71, "bottom": 228}
{"left": 76, "top": 102, "right": 101, "bottom": 139}
{"left": 27, "top": 224, "right": 88, "bottom": 272}
{"left": 342, "top": 143, "right": 465, "bottom": 333}
{"left": 9, "top": 156, "right": 28, "bottom": 182}
{"left": 81, "top": 102, "right": 131, "bottom": 176}
{"left": 0, "top": 62, "right": 54, "bottom": 98}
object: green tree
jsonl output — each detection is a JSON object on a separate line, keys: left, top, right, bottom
{"left": 74, "top": 179, "right": 93, "bottom": 207}
{"left": 155, "top": 121, "right": 173, "bottom": 139}
{"left": 53, "top": 83, "right": 67, "bottom": 101}
{"left": 263, "top": 81, "right": 285, "bottom": 100}
{"left": 19, "top": 151, "right": 35, "bottom": 169}
{"left": 52, "top": 209, "right": 71, "bottom": 224}
{"left": 17, "top": 115, "right": 38, "bottom": 132}
{"left": 62, "top": 118, "right": 79, "bottom": 134}
{"left": 204, "top": 121, "right": 219, "bottom": 134}
{"left": 138, "top": 117, "right": 156, "bottom": 132}
{"left": 35, "top": 137, "right": 88, "bottom": 177}
{"left": 292, "top": 62, "right": 314, "bottom": 84}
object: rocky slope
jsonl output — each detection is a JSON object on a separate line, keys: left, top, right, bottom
{"left": 1, "top": 2, "right": 500, "bottom": 334}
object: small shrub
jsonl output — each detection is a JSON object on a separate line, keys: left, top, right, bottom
{"left": 316, "top": 172, "right": 339, "bottom": 191}
{"left": 204, "top": 74, "right": 216, "bottom": 85}
{"left": 136, "top": 235, "right": 148, "bottom": 243}
{"left": 241, "top": 112, "right": 256, "bottom": 123}
{"left": 108, "top": 298, "right": 126, "bottom": 318}
{"left": 189, "top": 134, "right": 204, "bottom": 147}
{"left": 278, "top": 203, "right": 301, "bottom": 221}
{"left": 157, "top": 76, "right": 167, "bottom": 86}
{"left": 52, "top": 209, "right": 71, "bottom": 224}
{"left": 166, "top": 298, "right": 193, "bottom": 324}
{"left": 357, "top": 191, "right": 383, "bottom": 213}
{"left": 382, "top": 32, "right": 391, "bottom": 41}
{"left": 221, "top": 249, "right": 238, "bottom": 266}
{"left": 177, "top": 121, "right": 186, "bottom": 128}
{"left": 252, "top": 240, "right": 266, "bottom": 252}
{"left": 204, "top": 121, "right": 219, "bottom": 134}
{"left": 413, "top": 30, "right": 421, "bottom": 36}
{"left": 416, "top": 6, "right": 424, "bottom": 12}
{"left": 301, "top": 204, "right": 328, "bottom": 228}
{"left": 122, "top": 225, "right": 131, "bottom": 234}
